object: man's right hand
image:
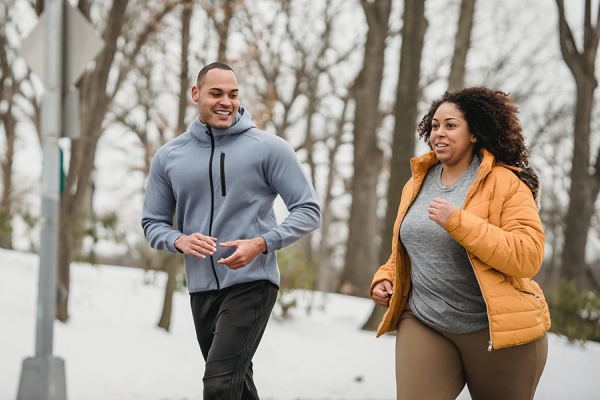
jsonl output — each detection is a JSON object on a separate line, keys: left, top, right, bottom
{"left": 372, "top": 280, "right": 394, "bottom": 307}
{"left": 174, "top": 233, "right": 217, "bottom": 259}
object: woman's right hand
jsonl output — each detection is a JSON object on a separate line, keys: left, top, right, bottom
{"left": 372, "top": 280, "right": 394, "bottom": 307}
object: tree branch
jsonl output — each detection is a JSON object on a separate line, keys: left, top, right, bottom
{"left": 78, "top": 0, "right": 91, "bottom": 21}
{"left": 109, "top": 2, "right": 178, "bottom": 103}
{"left": 556, "top": 0, "right": 582, "bottom": 76}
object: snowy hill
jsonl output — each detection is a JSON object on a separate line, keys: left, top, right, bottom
{"left": 1, "top": 248, "right": 599, "bottom": 400}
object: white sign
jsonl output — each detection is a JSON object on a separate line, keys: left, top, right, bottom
{"left": 20, "top": 3, "right": 104, "bottom": 87}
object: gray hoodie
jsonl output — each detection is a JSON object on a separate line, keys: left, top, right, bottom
{"left": 142, "top": 106, "right": 321, "bottom": 293}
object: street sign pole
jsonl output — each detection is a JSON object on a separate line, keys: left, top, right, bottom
{"left": 16, "top": 0, "right": 66, "bottom": 398}
{"left": 16, "top": 0, "right": 103, "bottom": 395}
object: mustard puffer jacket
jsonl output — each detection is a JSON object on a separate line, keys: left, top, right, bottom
{"left": 371, "top": 149, "right": 551, "bottom": 349}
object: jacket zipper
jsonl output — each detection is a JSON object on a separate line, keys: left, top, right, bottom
{"left": 220, "top": 152, "right": 226, "bottom": 197}
{"left": 461, "top": 162, "right": 493, "bottom": 350}
{"left": 206, "top": 126, "right": 221, "bottom": 291}
{"left": 466, "top": 254, "right": 493, "bottom": 351}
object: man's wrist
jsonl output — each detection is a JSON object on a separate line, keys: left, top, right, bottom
{"left": 174, "top": 234, "right": 185, "bottom": 252}
{"left": 255, "top": 236, "right": 267, "bottom": 253}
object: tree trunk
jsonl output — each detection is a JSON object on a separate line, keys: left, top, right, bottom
{"left": 561, "top": 82, "right": 598, "bottom": 286}
{"left": 0, "top": 107, "right": 15, "bottom": 249}
{"left": 158, "top": 1, "right": 193, "bottom": 331}
{"left": 177, "top": 0, "right": 192, "bottom": 136}
{"left": 339, "top": 0, "right": 391, "bottom": 298}
{"left": 316, "top": 97, "right": 349, "bottom": 293}
{"left": 0, "top": 16, "right": 15, "bottom": 250}
{"left": 297, "top": 76, "right": 320, "bottom": 267}
{"left": 448, "top": 0, "right": 476, "bottom": 92}
{"left": 556, "top": 0, "right": 600, "bottom": 288}
{"left": 157, "top": 257, "right": 179, "bottom": 331}
{"left": 57, "top": 127, "right": 103, "bottom": 321}
{"left": 363, "top": 0, "right": 427, "bottom": 330}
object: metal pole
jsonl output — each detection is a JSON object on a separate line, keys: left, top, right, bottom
{"left": 16, "top": 0, "right": 67, "bottom": 398}
{"left": 36, "top": 0, "right": 62, "bottom": 357}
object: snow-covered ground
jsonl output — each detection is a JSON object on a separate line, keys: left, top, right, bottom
{"left": 1, "top": 248, "right": 599, "bottom": 400}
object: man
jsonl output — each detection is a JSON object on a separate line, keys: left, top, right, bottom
{"left": 141, "top": 62, "right": 321, "bottom": 399}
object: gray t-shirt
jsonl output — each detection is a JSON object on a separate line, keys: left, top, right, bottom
{"left": 400, "top": 154, "right": 488, "bottom": 334}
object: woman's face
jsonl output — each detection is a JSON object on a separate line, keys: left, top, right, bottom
{"left": 430, "top": 102, "right": 476, "bottom": 169}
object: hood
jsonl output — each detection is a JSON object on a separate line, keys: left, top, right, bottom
{"left": 514, "top": 166, "right": 541, "bottom": 211}
{"left": 490, "top": 154, "right": 541, "bottom": 211}
{"left": 189, "top": 105, "right": 257, "bottom": 146}
{"left": 473, "top": 149, "right": 542, "bottom": 212}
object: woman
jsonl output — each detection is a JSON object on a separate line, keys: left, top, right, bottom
{"left": 371, "top": 87, "right": 550, "bottom": 400}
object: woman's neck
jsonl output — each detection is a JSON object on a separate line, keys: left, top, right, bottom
{"left": 440, "top": 156, "right": 474, "bottom": 186}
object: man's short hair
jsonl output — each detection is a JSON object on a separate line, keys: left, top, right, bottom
{"left": 196, "top": 62, "right": 236, "bottom": 88}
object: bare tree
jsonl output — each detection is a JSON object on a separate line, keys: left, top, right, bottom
{"left": 157, "top": 0, "right": 193, "bottom": 332}
{"left": 236, "top": 0, "right": 361, "bottom": 290}
{"left": 363, "top": 0, "right": 427, "bottom": 330}
{"left": 205, "top": 0, "right": 238, "bottom": 63}
{"left": 315, "top": 92, "right": 353, "bottom": 291}
{"left": 0, "top": 1, "right": 40, "bottom": 249}
{"left": 236, "top": 0, "right": 319, "bottom": 140}
{"left": 338, "top": 0, "right": 392, "bottom": 297}
{"left": 556, "top": 0, "right": 600, "bottom": 288}
{"left": 112, "top": 55, "right": 184, "bottom": 330}
{"left": 0, "top": 11, "right": 16, "bottom": 249}
{"left": 56, "top": 0, "right": 178, "bottom": 322}
{"left": 448, "top": 0, "right": 476, "bottom": 92}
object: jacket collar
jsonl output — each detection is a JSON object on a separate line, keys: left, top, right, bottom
{"left": 410, "top": 148, "right": 496, "bottom": 181}
{"left": 189, "top": 105, "right": 256, "bottom": 146}
{"left": 409, "top": 149, "right": 541, "bottom": 210}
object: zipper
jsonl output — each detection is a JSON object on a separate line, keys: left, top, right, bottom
{"left": 220, "top": 152, "right": 226, "bottom": 197}
{"left": 461, "top": 162, "right": 493, "bottom": 350}
{"left": 467, "top": 254, "right": 493, "bottom": 351}
{"left": 517, "top": 289, "right": 542, "bottom": 300}
{"left": 206, "top": 126, "right": 221, "bottom": 291}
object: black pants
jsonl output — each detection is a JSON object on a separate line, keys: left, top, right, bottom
{"left": 190, "top": 280, "right": 278, "bottom": 400}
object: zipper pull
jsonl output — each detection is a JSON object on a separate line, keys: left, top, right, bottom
{"left": 488, "top": 341, "right": 492, "bottom": 351}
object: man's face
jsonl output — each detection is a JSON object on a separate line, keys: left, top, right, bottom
{"left": 191, "top": 69, "right": 239, "bottom": 129}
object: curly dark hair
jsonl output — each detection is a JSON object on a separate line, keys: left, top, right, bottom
{"left": 417, "top": 87, "right": 528, "bottom": 168}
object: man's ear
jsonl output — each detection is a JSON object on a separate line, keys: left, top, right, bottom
{"left": 191, "top": 86, "right": 199, "bottom": 102}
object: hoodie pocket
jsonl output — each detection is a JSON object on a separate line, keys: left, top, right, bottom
{"left": 220, "top": 152, "right": 226, "bottom": 197}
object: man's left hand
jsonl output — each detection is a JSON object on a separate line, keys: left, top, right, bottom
{"left": 428, "top": 198, "right": 458, "bottom": 227}
{"left": 217, "top": 237, "right": 267, "bottom": 270}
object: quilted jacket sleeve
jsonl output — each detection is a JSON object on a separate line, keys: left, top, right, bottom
{"left": 370, "top": 252, "right": 395, "bottom": 299}
{"left": 444, "top": 175, "right": 545, "bottom": 278}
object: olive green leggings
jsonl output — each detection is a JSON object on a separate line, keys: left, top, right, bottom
{"left": 395, "top": 307, "right": 548, "bottom": 400}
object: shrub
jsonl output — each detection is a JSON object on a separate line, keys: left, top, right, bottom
{"left": 546, "top": 280, "right": 600, "bottom": 343}
{"left": 272, "top": 245, "right": 325, "bottom": 320}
